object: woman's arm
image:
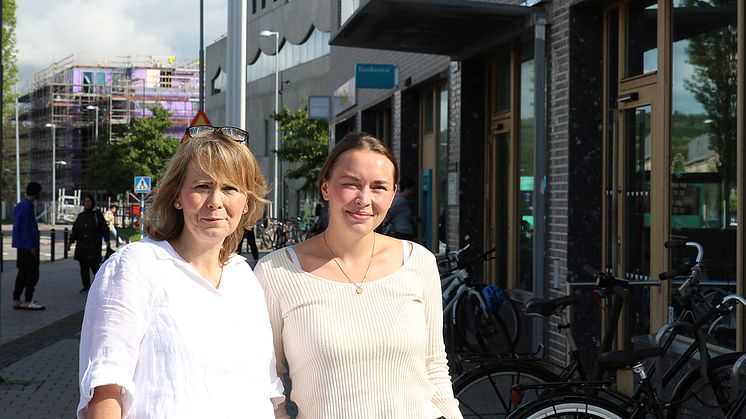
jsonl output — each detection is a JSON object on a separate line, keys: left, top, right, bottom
{"left": 88, "top": 385, "right": 122, "bottom": 419}
{"left": 254, "top": 261, "right": 292, "bottom": 419}
{"left": 78, "top": 250, "right": 152, "bottom": 418}
{"left": 422, "top": 251, "right": 464, "bottom": 419}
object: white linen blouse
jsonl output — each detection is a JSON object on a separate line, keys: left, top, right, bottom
{"left": 77, "top": 237, "right": 284, "bottom": 419}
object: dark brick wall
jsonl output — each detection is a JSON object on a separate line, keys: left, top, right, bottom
{"left": 447, "top": 62, "right": 461, "bottom": 249}
{"left": 566, "top": 2, "right": 605, "bottom": 371}
{"left": 457, "top": 58, "right": 487, "bottom": 253}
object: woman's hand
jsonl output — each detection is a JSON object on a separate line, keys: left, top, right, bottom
{"left": 88, "top": 384, "right": 123, "bottom": 418}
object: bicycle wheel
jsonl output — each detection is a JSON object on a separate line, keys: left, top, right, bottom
{"left": 453, "top": 361, "right": 559, "bottom": 418}
{"left": 507, "top": 394, "right": 626, "bottom": 419}
{"left": 456, "top": 291, "right": 515, "bottom": 354}
{"left": 668, "top": 351, "right": 744, "bottom": 419}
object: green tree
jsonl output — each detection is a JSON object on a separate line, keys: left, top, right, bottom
{"left": 272, "top": 105, "right": 329, "bottom": 190}
{"left": 683, "top": 0, "right": 737, "bottom": 221}
{"left": 2, "top": 0, "right": 17, "bottom": 119}
{"left": 1, "top": 0, "right": 18, "bottom": 204}
{"left": 88, "top": 105, "right": 178, "bottom": 196}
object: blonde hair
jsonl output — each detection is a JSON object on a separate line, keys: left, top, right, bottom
{"left": 145, "top": 132, "right": 268, "bottom": 264}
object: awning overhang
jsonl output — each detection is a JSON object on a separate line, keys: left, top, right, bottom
{"left": 330, "top": 0, "right": 540, "bottom": 60}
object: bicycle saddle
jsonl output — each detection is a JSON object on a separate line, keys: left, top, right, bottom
{"left": 596, "top": 347, "right": 666, "bottom": 371}
{"left": 524, "top": 295, "right": 583, "bottom": 318}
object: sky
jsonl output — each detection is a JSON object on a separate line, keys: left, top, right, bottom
{"left": 15, "top": 0, "right": 228, "bottom": 90}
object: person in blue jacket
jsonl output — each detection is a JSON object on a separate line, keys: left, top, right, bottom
{"left": 12, "top": 182, "right": 45, "bottom": 310}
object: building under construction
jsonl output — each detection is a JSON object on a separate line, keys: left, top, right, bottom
{"left": 17, "top": 54, "right": 200, "bottom": 221}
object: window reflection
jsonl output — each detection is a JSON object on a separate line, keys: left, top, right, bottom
{"left": 518, "top": 46, "right": 534, "bottom": 291}
{"left": 625, "top": 0, "right": 657, "bottom": 77}
{"left": 248, "top": 29, "right": 331, "bottom": 82}
{"left": 670, "top": 0, "right": 737, "bottom": 348}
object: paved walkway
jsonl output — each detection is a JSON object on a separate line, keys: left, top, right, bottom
{"left": 0, "top": 230, "right": 268, "bottom": 418}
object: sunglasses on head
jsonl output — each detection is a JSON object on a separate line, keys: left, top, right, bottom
{"left": 181, "top": 126, "right": 250, "bottom": 144}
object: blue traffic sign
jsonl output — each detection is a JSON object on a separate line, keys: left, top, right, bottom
{"left": 134, "top": 176, "right": 152, "bottom": 193}
{"left": 355, "top": 64, "right": 397, "bottom": 89}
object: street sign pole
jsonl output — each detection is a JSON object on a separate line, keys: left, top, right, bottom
{"left": 140, "top": 193, "right": 145, "bottom": 240}
{"left": 133, "top": 176, "right": 152, "bottom": 240}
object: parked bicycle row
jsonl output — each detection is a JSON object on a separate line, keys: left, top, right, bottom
{"left": 441, "top": 238, "right": 746, "bottom": 418}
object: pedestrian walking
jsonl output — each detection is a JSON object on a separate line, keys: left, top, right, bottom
{"left": 11, "top": 182, "right": 45, "bottom": 311}
{"left": 239, "top": 227, "right": 259, "bottom": 261}
{"left": 103, "top": 204, "right": 125, "bottom": 246}
{"left": 255, "top": 132, "right": 462, "bottom": 418}
{"left": 382, "top": 176, "right": 416, "bottom": 241}
{"left": 67, "top": 195, "right": 111, "bottom": 294}
{"left": 78, "top": 126, "right": 283, "bottom": 418}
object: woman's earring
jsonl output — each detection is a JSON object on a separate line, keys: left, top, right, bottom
{"left": 243, "top": 206, "right": 248, "bottom": 214}
{"left": 175, "top": 202, "right": 182, "bottom": 209}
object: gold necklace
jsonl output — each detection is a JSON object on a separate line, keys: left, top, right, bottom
{"left": 322, "top": 232, "right": 375, "bottom": 294}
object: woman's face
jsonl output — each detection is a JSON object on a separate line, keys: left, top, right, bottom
{"left": 321, "top": 150, "right": 396, "bottom": 234}
{"left": 176, "top": 164, "right": 248, "bottom": 247}
{"left": 83, "top": 197, "right": 93, "bottom": 210}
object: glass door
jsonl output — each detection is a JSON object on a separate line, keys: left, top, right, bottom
{"left": 617, "top": 82, "right": 656, "bottom": 348}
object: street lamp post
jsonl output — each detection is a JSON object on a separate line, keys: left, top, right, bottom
{"left": 87, "top": 105, "right": 99, "bottom": 142}
{"left": 259, "top": 29, "right": 280, "bottom": 220}
{"left": 45, "top": 123, "right": 56, "bottom": 227}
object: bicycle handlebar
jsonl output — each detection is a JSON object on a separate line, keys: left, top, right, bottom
{"left": 665, "top": 240, "right": 704, "bottom": 263}
{"left": 455, "top": 246, "right": 498, "bottom": 271}
{"left": 659, "top": 263, "right": 693, "bottom": 280}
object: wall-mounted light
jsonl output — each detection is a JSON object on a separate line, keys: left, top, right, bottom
{"left": 617, "top": 92, "right": 639, "bottom": 103}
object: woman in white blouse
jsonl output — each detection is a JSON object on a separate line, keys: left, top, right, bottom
{"left": 78, "top": 127, "right": 284, "bottom": 418}
{"left": 255, "top": 133, "right": 462, "bottom": 418}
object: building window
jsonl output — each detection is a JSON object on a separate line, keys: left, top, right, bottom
{"left": 625, "top": 0, "right": 657, "bottom": 77}
{"left": 211, "top": 67, "right": 226, "bottom": 95}
{"left": 160, "top": 70, "right": 173, "bottom": 88}
{"left": 517, "top": 44, "right": 535, "bottom": 292}
{"left": 252, "top": 0, "right": 256, "bottom": 14}
{"left": 83, "top": 71, "right": 93, "bottom": 93}
{"left": 340, "top": 0, "right": 360, "bottom": 26}
{"left": 669, "top": 0, "right": 737, "bottom": 348}
{"left": 248, "top": 29, "right": 331, "bottom": 82}
{"left": 264, "top": 119, "right": 270, "bottom": 156}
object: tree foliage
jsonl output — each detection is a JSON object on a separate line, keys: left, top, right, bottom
{"left": 683, "top": 0, "right": 737, "bottom": 176}
{"left": 87, "top": 105, "right": 178, "bottom": 196}
{"left": 2, "top": 0, "right": 17, "bottom": 119}
{"left": 682, "top": 0, "right": 737, "bottom": 220}
{"left": 272, "top": 105, "right": 329, "bottom": 189}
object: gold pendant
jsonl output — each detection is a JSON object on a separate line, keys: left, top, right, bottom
{"left": 356, "top": 287, "right": 363, "bottom": 294}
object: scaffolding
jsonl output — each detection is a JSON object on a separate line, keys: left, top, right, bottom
{"left": 17, "top": 54, "right": 200, "bottom": 220}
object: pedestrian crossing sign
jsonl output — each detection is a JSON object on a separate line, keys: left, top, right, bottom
{"left": 134, "top": 176, "right": 152, "bottom": 193}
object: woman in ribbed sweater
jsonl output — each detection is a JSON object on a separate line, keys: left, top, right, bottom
{"left": 255, "top": 132, "right": 462, "bottom": 419}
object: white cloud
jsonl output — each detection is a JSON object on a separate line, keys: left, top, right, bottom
{"left": 16, "top": 0, "right": 227, "bottom": 89}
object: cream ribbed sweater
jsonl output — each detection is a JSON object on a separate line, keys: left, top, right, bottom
{"left": 254, "top": 241, "right": 462, "bottom": 419}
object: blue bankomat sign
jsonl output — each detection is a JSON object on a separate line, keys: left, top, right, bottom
{"left": 355, "top": 64, "right": 397, "bottom": 89}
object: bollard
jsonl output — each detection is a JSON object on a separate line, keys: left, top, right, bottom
{"left": 50, "top": 228, "right": 56, "bottom": 262}
{"left": 64, "top": 227, "right": 69, "bottom": 259}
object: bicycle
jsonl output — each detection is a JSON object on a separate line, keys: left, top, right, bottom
{"left": 506, "top": 241, "right": 746, "bottom": 418}
{"left": 454, "top": 240, "right": 732, "bottom": 418}
{"left": 440, "top": 238, "right": 521, "bottom": 357}
{"left": 505, "top": 294, "right": 746, "bottom": 418}
{"left": 454, "top": 269, "right": 629, "bottom": 418}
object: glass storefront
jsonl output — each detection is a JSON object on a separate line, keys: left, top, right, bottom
{"left": 670, "top": 0, "right": 738, "bottom": 348}
{"left": 518, "top": 45, "right": 535, "bottom": 291}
